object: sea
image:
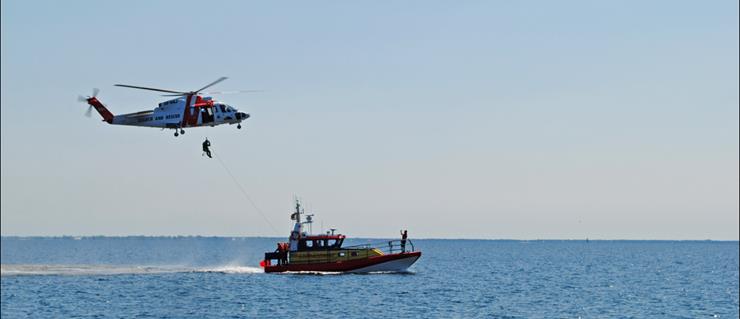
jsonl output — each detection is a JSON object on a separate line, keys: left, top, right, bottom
{"left": 1, "top": 237, "right": 738, "bottom": 318}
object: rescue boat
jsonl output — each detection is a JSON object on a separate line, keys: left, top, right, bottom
{"left": 261, "top": 200, "right": 421, "bottom": 273}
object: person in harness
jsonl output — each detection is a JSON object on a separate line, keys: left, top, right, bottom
{"left": 202, "top": 138, "right": 212, "bottom": 158}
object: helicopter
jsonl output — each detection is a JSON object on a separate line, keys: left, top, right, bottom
{"left": 79, "top": 77, "right": 251, "bottom": 137}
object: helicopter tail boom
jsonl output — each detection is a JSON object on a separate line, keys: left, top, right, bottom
{"left": 85, "top": 97, "right": 114, "bottom": 123}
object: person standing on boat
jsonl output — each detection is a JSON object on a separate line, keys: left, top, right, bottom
{"left": 400, "top": 230, "right": 408, "bottom": 253}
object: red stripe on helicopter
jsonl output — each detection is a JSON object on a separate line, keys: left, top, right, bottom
{"left": 181, "top": 94, "right": 194, "bottom": 127}
{"left": 181, "top": 95, "right": 216, "bottom": 127}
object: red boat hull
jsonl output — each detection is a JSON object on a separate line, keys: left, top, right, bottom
{"left": 264, "top": 251, "right": 421, "bottom": 273}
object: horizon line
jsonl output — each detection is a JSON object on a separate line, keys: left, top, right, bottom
{"left": 1, "top": 235, "right": 738, "bottom": 242}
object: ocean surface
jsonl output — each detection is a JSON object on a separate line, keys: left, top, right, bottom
{"left": 1, "top": 237, "right": 737, "bottom": 318}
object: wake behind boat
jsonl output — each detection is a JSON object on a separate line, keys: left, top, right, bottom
{"left": 261, "top": 200, "right": 421, "bottom": 273}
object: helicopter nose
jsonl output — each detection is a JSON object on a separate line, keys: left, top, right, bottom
{"left": 236, "top": 112, "right": 250, "bottom": 120}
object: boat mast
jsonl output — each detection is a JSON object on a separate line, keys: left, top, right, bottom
{"left": 292, "top": 199, "right": 301, "bottom": 224}
{"left": 289, "top": 198, "right": 303, "bottom": 251}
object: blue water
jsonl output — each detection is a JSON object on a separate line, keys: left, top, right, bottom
{"left": 1, "top": 237, "right": 738, "bottom": 318}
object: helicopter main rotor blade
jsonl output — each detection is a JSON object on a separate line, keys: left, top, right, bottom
{"left": 161, "top": 89, "right": 264, "bottom": 97}
{"left": 194, "top": 77, "right": 228, "bottom": 94}
{"left": 205, "top": 89, "right": 264, "bottom": 95}
{"left": 114, "top": 84, "right": 185, "bottom": 94}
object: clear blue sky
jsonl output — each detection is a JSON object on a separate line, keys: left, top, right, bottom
{"left": 1, "top": 1, "right": 738, "bottom": 239}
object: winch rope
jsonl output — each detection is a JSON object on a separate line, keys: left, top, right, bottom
{"left": 211, "top": 149, "right": 280, "bottom": 235}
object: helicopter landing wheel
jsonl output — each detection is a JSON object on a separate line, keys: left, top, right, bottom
{"left": 174, "top": 131, "right": 179, "bottom": 137}
{"left": 237, "top": 124, "right": 242, "bottom": 129}
{"left": 180, "top": 129, "right": 185, "bottom": 134}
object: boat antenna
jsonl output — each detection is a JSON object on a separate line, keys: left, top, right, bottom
{"left": 306, "top": 214, "right": 314, "bottom": 235}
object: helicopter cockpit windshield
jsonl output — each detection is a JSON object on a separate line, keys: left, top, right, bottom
{"left": 216, "top": 104, "right": 235, "bottom": 113}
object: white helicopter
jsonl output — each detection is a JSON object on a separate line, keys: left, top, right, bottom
{"left": 79, "top": 77, "right": 251, "bottom": 137}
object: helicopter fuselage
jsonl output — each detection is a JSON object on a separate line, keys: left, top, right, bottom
{"left": 82, "top": 77, "right": 251, "bottom": 136}
{"left": 110, "top": 95, "right": 248, "bottom": 129}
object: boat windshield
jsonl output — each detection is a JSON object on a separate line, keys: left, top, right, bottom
{"left": 298, "top": 237, "right": 344, "bottom": 250}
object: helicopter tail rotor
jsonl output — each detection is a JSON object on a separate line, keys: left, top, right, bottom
{"left": 78, "top": 88, "right": 100, "bottom": 118}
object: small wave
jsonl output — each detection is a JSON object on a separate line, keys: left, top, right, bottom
{"left": 0, "top": 264, "right": 185, "bottom": 276}
{"left": 194, "top": 266, "right": 263, "bottom": 274}
{"left": 1, "top": 264, "right": 262, "bottom": 276}
{"left": 1, "top": 265, "right": 410, "bottom": 276}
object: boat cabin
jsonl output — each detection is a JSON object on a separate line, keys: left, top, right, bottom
{"left": 297, "top": 235, "right": 345, "bottom": 251}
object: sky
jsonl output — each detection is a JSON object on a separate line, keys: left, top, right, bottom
{"left": 1, "top": 1, "right": 738, "bottom": 240}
